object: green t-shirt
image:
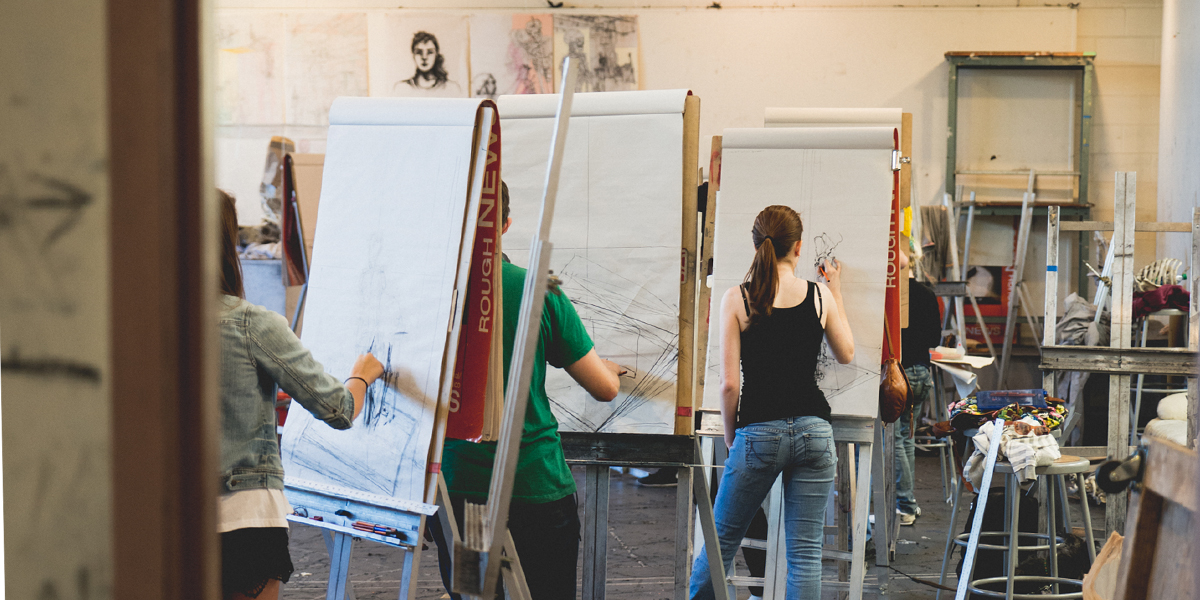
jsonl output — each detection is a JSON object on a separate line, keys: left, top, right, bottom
{"left": 442, "top": 261, "right": 594, "bottom": 503}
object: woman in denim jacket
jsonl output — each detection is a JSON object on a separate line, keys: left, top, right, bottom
{"left": 690, "top": 205, "right": 855, "bottom": 599}
{"left": 217, "top": 190, "right": 384, "bottom": 600}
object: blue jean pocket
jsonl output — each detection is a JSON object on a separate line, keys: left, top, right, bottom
{"left": 802, "top": 431, "right": 836, "bottom": 469}
{"left": 739, "top": 431, "right": 780, "bottom": 472}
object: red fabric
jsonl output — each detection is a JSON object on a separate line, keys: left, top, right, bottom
{"left": 882, "top": 129, "right": 901, "bottom": 363}
{"left": 280, "top": 154, "right": 307, "bottom": 286}
{"left": 1132, "top": 284, "right": 1190, "bottom": 320}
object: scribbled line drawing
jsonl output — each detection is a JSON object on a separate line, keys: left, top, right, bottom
{"left": 542, "top": 254, "right": 677, "bottom": 433}
{"left": 1, "top": 347, "right": 101, "bottom": 383}
{"left": 511, "top": 16, "right": 553, "bottom": 94}
{"left": 1, "top": 166, "right": 95, "bottom": 316}
{"left": 555, "top": 15, "right": 638, "bottom": 93}
{"left": 812, "top": 232, "right": 843, "bottom": 271}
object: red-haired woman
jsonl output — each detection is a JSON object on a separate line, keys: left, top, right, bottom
{"left": 690, "top": 205, "right": 855, "bottom": 599}
{"left": 216, "top": 190, "right": 384, "bottom": 600}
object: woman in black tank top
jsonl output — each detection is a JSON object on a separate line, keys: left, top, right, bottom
{"left": 689, "top": 205, "right": 856, "bottom": 600}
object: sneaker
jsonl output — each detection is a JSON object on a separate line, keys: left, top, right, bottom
{"left": 636, "top": 469, "right": 678, "bottom": 487}
{"left": 897, "top": 507, "right": 921, "bottom": 526}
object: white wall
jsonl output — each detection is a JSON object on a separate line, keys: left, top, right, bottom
{"left": 0, "top": 0, "right": 112, "bottom": 597}
{"left": 215, "top": 3, "right": 1077, "bottom": 225}
{"left": 1157, "top": 0, "right": 1200, "bottom": 262}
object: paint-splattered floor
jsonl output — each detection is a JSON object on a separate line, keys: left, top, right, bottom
{"left": 283, "top": 452, "right": 1104, "bottom": 599}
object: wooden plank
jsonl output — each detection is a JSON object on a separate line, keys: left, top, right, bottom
{"left": 1190, "top": 208, "right": 1200, "bottom": 446}
{"left": 581, "top": 465, "right": 610, "bottom": 600}
{"left": 1142, "top": 438, "right": 1198, "bottom": 512}
{"left": 676, "top": 94, "right": 702, "bottom": 435}
{"left": 694, "top": 136, "right": 721, "bottom": 425}
{"left": 674, "top": 464, "right": 694, "bottom": 600}
{"left": 1059, "top": 220, "right": 1192, "bottom": 232}
{"left": 1107, "top": 172, "right": 1136, "bottom": 537}
{"left": 1043, "top": 207, "right": 1060, "bottom": 398}
{"left": 1040, "top": 345, "right": 1197, "bottom": 376}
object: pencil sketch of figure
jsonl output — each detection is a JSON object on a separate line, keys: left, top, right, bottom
{"left": 553, "top": 15, "right": 638, "bottom": 93}
{"left": 472, "top": 73, "right": 498, "bottom": 99}
{"left": 395, "top": 31, "right": 462, "bottom": 94}
{"left": 510, "top": 17, "right": 553, "bottom": 94}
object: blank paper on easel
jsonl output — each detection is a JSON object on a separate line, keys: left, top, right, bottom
{"left": 280, "top": 97, "right": 493, "bottom": 503}
{"left": 707, "top": 126, "right": 895, "bottom": 418}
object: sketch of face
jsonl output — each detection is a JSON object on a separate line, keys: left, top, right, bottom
{"left": 412, "top": 40, "right": 438, "bottom": 74}
{"left": 525, "top": 19, "right": 543, "bottom": 38}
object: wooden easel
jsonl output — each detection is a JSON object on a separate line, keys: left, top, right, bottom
{"left": 451, "top": 58, "right": 579, "bottom": 600}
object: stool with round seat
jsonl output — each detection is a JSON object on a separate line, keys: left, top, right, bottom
{"left": 947, "top": 455, "right": 1096, "bottom": 600}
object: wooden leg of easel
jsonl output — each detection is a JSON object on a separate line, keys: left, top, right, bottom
{"left": 675, "top": 465, "right": 694, "bottom": 600}
{"left": 763, "top": 476, "right": 787, "bottom": 598}
{"left": 871, "top": 421, "right": 892, "bottom": 567}
{"left": 500, "top": 528, "right": 533, "bottom": 600}
{"left": 323, "top": 530, "right": 356, "bottom": 600}
{"left": 692, "top": 465, "right": 732, "bottom": 600}
{"left": 397, "top": 516, "right": 424, "bottom": 600}
{"left": 849, "top": 439, "right": 873, "bottom": 600}
{"left": 836, "top": 442, "right": 852, "bottom": 600}
{"left": 582, "top": 465, "right": 610, "bottom": 600}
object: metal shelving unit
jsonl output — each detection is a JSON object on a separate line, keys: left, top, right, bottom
{"left": 945, "top": 51, "right": 1097, "bottom": 294}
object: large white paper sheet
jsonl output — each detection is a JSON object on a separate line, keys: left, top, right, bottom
{"left": 468, "top": 14, "right": 555, "bottom": 99}
{"left": 370, "top": 14, "right": 469, "bottom": 99}
{"left": 707, "top": 126, "right": 894, "bottom": 418}
{"left": 284, "top": 13, "right": 369, "bottom": 126}
{"left": 500, "top": 90, "right": 690, "bottom": 434}
{"left": 280, "top": 97, "right": 490, "bottom": 502}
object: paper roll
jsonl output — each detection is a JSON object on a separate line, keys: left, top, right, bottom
{"left": 499, "top": 89, "right": 691, "bottom": 119}
{"left": 765, "top": 107, "right": 902, "bottom": 128}
{"left": 723, "top": 126, "right": 896, "bottom": 150}
{"left": 328, "top": 96, "right": 491, "bottom": 127}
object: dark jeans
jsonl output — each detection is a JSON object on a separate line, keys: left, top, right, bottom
{"left": 429, "top": 492, "right": 581, "bottom": 600}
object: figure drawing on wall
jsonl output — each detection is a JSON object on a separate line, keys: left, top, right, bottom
{"left": 553, "top": 15, "right": 639, "bottom": 93}
{"left": 396, "top": 31, "right": 462, "bottom": 94}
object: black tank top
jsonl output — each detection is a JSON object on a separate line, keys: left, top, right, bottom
{"left": 737, "top": 280, "right": 831, "bottom": 428}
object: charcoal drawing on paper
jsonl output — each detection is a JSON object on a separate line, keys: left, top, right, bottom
{"left": 552, "top": 15, "right": 639, "bottom": 93}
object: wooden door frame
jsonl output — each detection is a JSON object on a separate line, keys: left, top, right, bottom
{"left": 109, "top": 0, "right": 219, "bottom": 598}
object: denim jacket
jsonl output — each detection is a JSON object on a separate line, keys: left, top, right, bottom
{"left": 219, "top": 295, "right": 354, "bottom": 493}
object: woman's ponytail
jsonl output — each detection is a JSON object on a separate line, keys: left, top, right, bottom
{"left": 743, "top": 206, "right": 804, "bottom": 325}
{"left": 745, "top": 237, "right": 780, "bottom": 322}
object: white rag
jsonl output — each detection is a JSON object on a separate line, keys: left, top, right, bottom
{"left": 963, "top": 418, "right": 1061, "bottom": 489}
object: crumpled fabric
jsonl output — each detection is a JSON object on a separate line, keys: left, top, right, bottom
{"left": 1132, "top": 284, "right": 1190, "bottom": 320}
{"left": 949, "top": 395, "right": 1068, "bottom": 432}
{"left": 963, "top": 418, "right": 1061, "bottom": 489}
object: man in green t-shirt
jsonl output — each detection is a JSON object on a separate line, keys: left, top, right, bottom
{"left": 432, "top": 182, "right": 625, "bottom": 600}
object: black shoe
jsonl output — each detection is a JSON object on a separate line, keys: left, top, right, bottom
{"left": 636, "top": 469, "right": 678, "bottom": 487}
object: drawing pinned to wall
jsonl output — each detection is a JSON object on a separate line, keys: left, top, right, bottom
{"left": 468, "top": 14, "right": 554, "bottom": 99}
{"left": 216, "top": 12, "right": 284, "bottom": 125}
{"left": 284, "top": 12, "right": 368, "bottom": 126}
{"left": 372, "top": 14, "right": 468, "bottom": 98}
{"left": 552, "top": 15, "right": 639, "bottom": 93}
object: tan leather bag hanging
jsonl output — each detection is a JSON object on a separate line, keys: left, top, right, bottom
{"left": 878, "top": 315, "right": 912, "bottom": 424}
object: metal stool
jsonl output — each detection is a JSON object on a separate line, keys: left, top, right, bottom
{"left": 914, "top": 435, "right": 956, "bottom": 502}
{"left": 952, "top": 455, "right": 1096, "bottom": 599}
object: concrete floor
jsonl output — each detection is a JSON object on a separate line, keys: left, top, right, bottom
{"left": 281, "top": 451, "right": 1103, "bottom": 599}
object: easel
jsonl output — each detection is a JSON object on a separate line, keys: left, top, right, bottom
{"left": 1039, "top": 171, "right": 1200, "bottom": 536}
{"left": 282, "top": 94, "right": 506, "bottom": 600}
{"left": 449, "top": 59, "right": 579, "bottom": 600}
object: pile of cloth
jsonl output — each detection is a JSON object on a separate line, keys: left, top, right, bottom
{"left": 935, "top": 394, "right": 1070, "bottom": 489}
{"left": 962, "top": 418, "right": 1061, "bottom": 489}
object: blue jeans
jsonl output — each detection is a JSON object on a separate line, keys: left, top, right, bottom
{"left": 894, "top": 364, "right": 933, "bottom": 514}
{"left": 690, "top": 417, "right": 836, "bottom": 599}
